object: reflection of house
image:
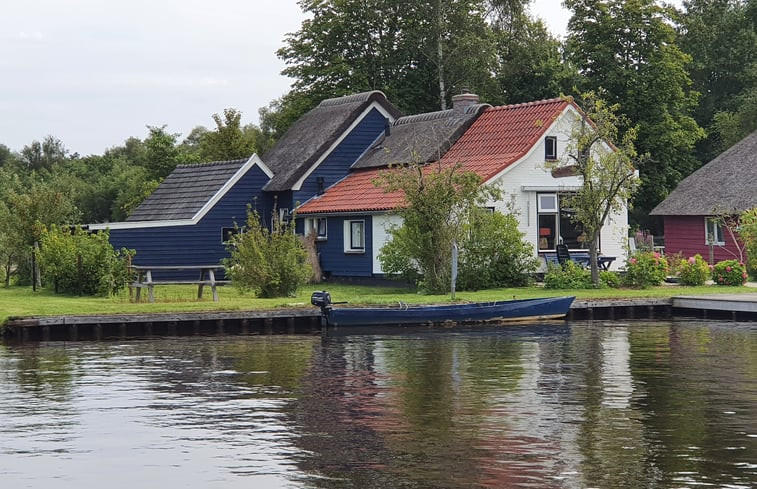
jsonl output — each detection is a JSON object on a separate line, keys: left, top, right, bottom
{"left": 297, "top": 96, "right": 628, "bottom": 277}
{"left": 91, "top": 91, "right": 401, "bottom": 274}
{"left": 650, "top": 130, "right": 757, "bottom": 261}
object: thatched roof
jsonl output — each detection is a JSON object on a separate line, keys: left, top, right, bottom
{"left": 126, "top": 159, "right": 248, "bottom": 221}
{"left": 651, "top": 130, "right": 757, "bottom": 216}
{"left": 351, "top": 103, "right": 489, "bottom": 169}
{"left": 262, "top": 91, "right": 401, "bottom": 191}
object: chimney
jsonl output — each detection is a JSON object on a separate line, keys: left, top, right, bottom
{"left": 384, "top": 117, "right": 391, "bottom": 137}
{"left": 451, "top": 93, "right": 479, "bottom": 115}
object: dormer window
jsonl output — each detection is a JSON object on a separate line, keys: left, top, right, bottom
{"left": 545, "top": 136, "right": 557, "bottom": 161}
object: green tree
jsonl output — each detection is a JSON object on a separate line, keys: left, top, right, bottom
{"left": 565, "top": 0, "right": 705, "bottom": 230}
{"left": 19, "top": 135, "right": 69, "bottom": 172}
{"left": 199, "top": 108, "right": 263, "bottom": 161}
{"left": 679, "top": 0, "right": 757, "bottom": 159}
{"left": 375, "top": 161, "right": 500, "bottom": 294}
{"left": 550, "top": 92, "right": 640, "bottom": 285}
{"left": 224, "top": 208, "right": 311, "bottom": 298}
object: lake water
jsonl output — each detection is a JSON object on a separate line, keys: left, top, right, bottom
{"left": 1, "top": 320, "right": 755, "bottom": 489}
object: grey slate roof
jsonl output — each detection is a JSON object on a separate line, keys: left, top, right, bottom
{"left": 351, "top": 104, "right": 490, "bottom": 169}
{"left": 126, "top": 159, "right": 248, "bottom": 221}
{"left": 262, "top": 91, "right": 402, "bottom": 191}
{"left": 650, "top": 130, "right": 757, "bottom": 216}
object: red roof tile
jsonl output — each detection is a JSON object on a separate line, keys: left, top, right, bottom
{"left": 297, "top": 98, "right": 570, "bottom": 215}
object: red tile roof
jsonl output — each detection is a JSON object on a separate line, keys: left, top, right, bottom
{"left": 297, "top": 98, "right": 570, "bottom": 215}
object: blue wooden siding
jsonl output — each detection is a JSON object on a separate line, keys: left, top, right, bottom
{"left": 293, "top": 108, "right": 387, "bottom": 206}
{"left": 314, "top": 216, "right": 374, "bottom": 277}
{"left": 107, "top": 164, "right": 272, "bottom": 280}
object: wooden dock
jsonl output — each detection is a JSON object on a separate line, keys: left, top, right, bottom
{"left": 3, "top": 294, "right": 757, "bottom": 342}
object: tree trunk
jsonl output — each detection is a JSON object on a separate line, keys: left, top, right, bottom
{"left": 437, "top": 0, "right": 447, "bottom": 110}
{"left": 589, "top": 236, "right": 600, "bottom": 286}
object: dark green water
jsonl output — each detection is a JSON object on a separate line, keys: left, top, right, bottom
{"left": 1, "top": 320, "right": 755, "bottom": 489}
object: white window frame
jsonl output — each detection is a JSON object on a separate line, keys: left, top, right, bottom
{"left": 305, "top": 217, "right": 328, "bottom": 240}
{"left": 705, "top": 218, "right": 725, "bottom": 246}
{"left": 545, "top": 136, "right": 557, "bottom": 160}
{"left": 344, "top": 220, "right": 365, "bottom": 253}
{"left": 538, "top": 194, "right": 558, "bottom": 213}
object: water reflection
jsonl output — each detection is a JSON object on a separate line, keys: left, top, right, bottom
{"left": 0, "top": 321, "right": 755, "bottom": 488}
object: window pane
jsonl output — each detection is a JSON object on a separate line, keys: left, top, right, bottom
{"left": 560, "top": 208, "right": 584, "bottom": 249}
{"left": 316, "top": 218, "right": 327, "bottom": 238}
{"left": 538, "top": 214, "right": 556, "bottom": 249}
{"left": 545, "top": 136, "right": 557, "bottom": 160}
{"left": 350, "top": 221, "right": 364, "bottom": 249}
{"left": 538, "top": 194, "right": 557, "bottom": 212}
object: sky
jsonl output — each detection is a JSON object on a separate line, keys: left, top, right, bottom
{"left": 0, "top": 0, "right": 571, "bottom": 156}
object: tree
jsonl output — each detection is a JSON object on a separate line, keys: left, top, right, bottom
{"left": 375, "top": 160, "right": 500, "bottom": 294}
{"left": 20, "top": 135, "right": 69, "bottom": 172}
{"left": 550, "top": 92, "right": 640, "bottom": 286}
{"left": 565, "top": 0, "right": 705, "bottom": 231}
{"left": 199, "top": 108, "right": 264, "bottom": 161}
{"left": 679, "top": 0, "right": 757, "bottom": 159}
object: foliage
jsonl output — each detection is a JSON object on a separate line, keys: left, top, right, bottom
{"left": 199, "top": 108, "right": 267, "bottom": 161}
{"left": 38, "top": 226, "right": 133, "bottom": 296}
{"left": 224, "top": 209, "right": 311, "bottom": 298}
{"left": 375, "top": 161, "right": 500, "bottom": 294}
{"left": 711, "top": 259, "right": 747, "bottom": 286}
{"left": 599, "top": 270, "right": 621, "bottom": 288}
{"left": 552, "top": 90, "right": 640, "bottom": 286}
{"left": 633, "top": 229, "right": 655, "bottom": 252}
{"left": 456, "top": 210, "right": 539, "bottom": 290}
{"left": 738, "top": 207, "right": 757, "bottom": 273}
{"left": 675, "top": 254, "right": 711, "bottom": 286}
{"left": 565, "top": 0, "right": 705, "bottom": 231}
{"left": 543, "top": 261, "right": 593, "bottom": 289}
{"left": 624, "top": 251, "right": 668, "bottom": 288}
{"left": 19, "top": 136, "right": 69, "bottom": 171}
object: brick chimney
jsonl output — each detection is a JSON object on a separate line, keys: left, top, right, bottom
{"left": 451, "top": 93, "right": 479, "bottom": 115}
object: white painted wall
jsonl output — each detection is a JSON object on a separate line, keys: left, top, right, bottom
{"left": 372, "top": 214, "right": 403, "bottom": 274}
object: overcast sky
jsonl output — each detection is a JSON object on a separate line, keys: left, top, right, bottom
{"left": 1, "top": 0, "right": 570, "bottom": 156}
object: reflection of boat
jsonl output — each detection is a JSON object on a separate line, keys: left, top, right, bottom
{"left": 311, "top": 291, "right": 575, "bottom": 327}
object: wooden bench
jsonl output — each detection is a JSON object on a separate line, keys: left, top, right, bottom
{"left": 130, "top": 265, "right": 228, "bottom": 303}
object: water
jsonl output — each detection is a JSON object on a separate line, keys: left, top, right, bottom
{"left": 1, "top": 320, "right": 755, "bottom": 489}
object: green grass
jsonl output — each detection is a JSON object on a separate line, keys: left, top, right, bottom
{"left": 2, "top": 281, "right": 756, "bottom": 326}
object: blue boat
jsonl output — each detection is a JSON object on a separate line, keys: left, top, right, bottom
{"left": 311, "top": 291, "right": 575, "bottom": 327}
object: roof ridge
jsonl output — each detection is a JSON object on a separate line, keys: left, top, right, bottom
{"left": 317, "top": 90, "right": 386, "bottom": 107}
{"left": 490, "top": 97, "right": 567, "bottom": 111}
{"left": 174, "top": 158, "right": 248, "bottom": 169}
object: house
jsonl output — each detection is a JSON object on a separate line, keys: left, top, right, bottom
{"left": 650, "top": 130, "right": 757, "bottom": 262}
{"left": 91, "top": 91, "right": 401, "bottom": 276}
{"left": 296, "top": 96, "right": 629, "bottom": 278}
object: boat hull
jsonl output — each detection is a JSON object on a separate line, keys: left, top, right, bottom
{"left": 324, "top": 296, "right": 575, "bottom": 327}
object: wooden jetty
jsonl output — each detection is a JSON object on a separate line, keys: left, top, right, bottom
{"left": 3, "top": 294, "right": 757, "bottom": 342}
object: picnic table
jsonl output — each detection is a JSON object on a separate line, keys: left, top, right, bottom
{"left": 130, "top": 265, "right": 227, "bottom": 303}
{"left": 542, "top": 253, "right": 617, "bottom": 271}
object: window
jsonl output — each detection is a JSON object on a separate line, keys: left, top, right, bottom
{"left": 221, "top": 227, "right": 240, "bottom": 244}
{"left": 545, "top": 136, "right": 557, "bottom": 160}
{"left": 345, "top": 220, "right": 365, "bottom": 252}
{"left": 536, "top": 193, "right": 585, "bottom": 250}
{"left": 305, "top": 217, "right": 328, "bottom": 240}
{"left": 705, "top": 218, "right": 725, "bottom": 245}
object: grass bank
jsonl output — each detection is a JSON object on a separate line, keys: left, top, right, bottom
{"left": 2, "top": 282, "right": 756, "bottom": 326}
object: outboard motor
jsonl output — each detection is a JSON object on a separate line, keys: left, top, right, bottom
{"left": 311, "top": 290, "right": 332, "bottom": 310}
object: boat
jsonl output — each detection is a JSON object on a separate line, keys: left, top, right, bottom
{"left": 310, "top": 291, "right": 575, "bottom": 327}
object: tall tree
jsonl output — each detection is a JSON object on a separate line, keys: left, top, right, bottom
{"left": 679, "top": 0, "right": 757, "bottom": 159}
{"left": 199, "top": 108, "right": 264, "bottom": 161}
{"left": 565, "top": 0, "right": 705, "bottom": 231}
{"left": 19, "top": 135, "right": 69, "bottom": 172}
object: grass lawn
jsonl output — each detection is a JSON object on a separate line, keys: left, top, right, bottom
{"left": 2, "top": 281, "right": 756, "bottom": 326}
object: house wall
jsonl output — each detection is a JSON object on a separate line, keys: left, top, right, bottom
{"left": 662, "top": 216, "right": 744, "bottom": 263}
{"left": 486, "top": 109, "right": 629, "bottom": 271}
{"left": 314, "top": 215, "right": 374, "bottom": 277}
{"left": 292, "top": 108, "right": 388, "bottom": 208}
{"left": 106, "top": 164, "right": 272, "bottom": 280}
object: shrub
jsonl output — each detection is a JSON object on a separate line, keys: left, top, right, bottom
{"left": 677, "top": 254, "right": 711, "bottom": 286}
{"left": 38, "top": 225, "right": 133, "bottom": 296}
{"left": 456, "top": 211, "right": 539, "bottom": 290}
{"left": 624, "top": 251, "right": 667, "bottom": 288}
{"left": 543, "top": 261, "right": 593, "bottom": 289}
{"left": 224, "top": 209, "right": 311, "bottom": 298}
{"left": 711, "top": 259, "right": 747, "bottom": 286}
{"left": 599, "top": 270, "right": 621, "bottom": 288}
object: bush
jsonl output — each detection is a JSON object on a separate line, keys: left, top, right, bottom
{"left": 543, "top": 261, "right": 593, "bottom": 289}
{"left": 224, "top": 209, "right": 311, "bottom": 298}
{"left": 599, "top": 270, "right": 621, "bottom": 288}
{"left": 624, "top": 251, "right": 667, "bottom": 288}
{"left": 38, "top": 225, "right": 133, "bottom": 296}
{"left": 711, "top": 259, "right": 747, "bottom": 286}
{"left": 677, "top": 254, "right": 711, "bottom": 286}
{"left": 456, "top": 211, "right": 539, "bottom": 290}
